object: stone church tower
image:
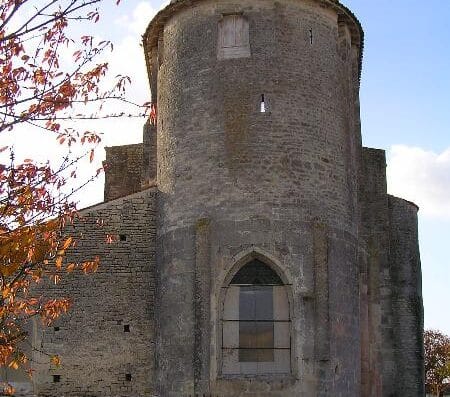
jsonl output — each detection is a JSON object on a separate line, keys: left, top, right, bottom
{"left": 9, "top": 0, "right": 423, "bottom": 396}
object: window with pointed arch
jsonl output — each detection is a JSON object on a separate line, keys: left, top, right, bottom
{"left": 221, "top": 259, "right": 291, "bottom": 375}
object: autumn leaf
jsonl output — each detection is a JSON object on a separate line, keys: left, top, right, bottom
{"left": 1, "top": 383, "right": 15, "bottom": 396}
{"left": 8, "top": 360, "right": 19, "bottom": 370}
{"left": 50, "top": 355, "right": 61, "bottom": 367}
{"left": 66, "top": 263, "right": 76, "bottom": 273}
{"left": 55, "top": 256, "right": 63, "bottom": 270}
{"left": 0, "top": 263, "right": 21, "bottom": 277}
{"left": 105, "top": 234, "right": 117, "bottom": 244}
{"left": 51, "top": 274, "right": 61, "bottom": 284}
{"left": 62, "top": 237, "right": 73, "bottom": 250}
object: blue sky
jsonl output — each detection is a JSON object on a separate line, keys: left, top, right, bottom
{"left": 6, "top": 1, "right": 449, "bottom": 334}
{"left": 345, "top": 0, "right": 450, "bottom": 152}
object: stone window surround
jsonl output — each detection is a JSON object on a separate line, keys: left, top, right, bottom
{"left": 217, "top": 12, "right": 251, "bottom": 60}
{"left": 217, "top": 249, "right": 296, "bottom": 380}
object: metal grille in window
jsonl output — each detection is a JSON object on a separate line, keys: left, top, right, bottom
{"left": 222, "top": 260, "right": 291, "bottom": 375}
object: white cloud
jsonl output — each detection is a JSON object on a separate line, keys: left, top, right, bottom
{"left": 387, "top": 145, "right": 450, "bottom": 219}
{"left": 115, "top": 2, "right": 158, "bottom": 36}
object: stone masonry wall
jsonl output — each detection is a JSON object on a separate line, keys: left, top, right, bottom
{"left": 388, "top": 195, "right": 425, "bottom": 396}
{"left": 104, "top": 144, "right": 143, "bottom": 201}
{"left": 152, "top": 0, "right": 363, "bottom": 395}
{"left": 359, "top": 147, "right": 390, "bottom": 396}
{"left": 33, "top": 188, "right": 157, "bottom": 397}
{"left": 360, "top": 148, "right": 425, "bottom": 397}
{"left": 142, "top": 121, "right": 157, "bottom": 187}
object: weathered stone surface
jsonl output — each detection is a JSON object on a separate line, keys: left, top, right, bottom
{"left": 104, "top": 143, "right": 143, "bottom": 201}
{"left": 153, "top": 0, "right": 363, "bottom": 394}
{"left": 360, "top": 147, "right": 390, "bottom": 396}
{"left": 142, "top": 120, "right": 157, "bottom": 187}
{"left": 19, "top": 0, "right": 424, "bottom": 396}
{"left": 32, "top": 189, "right": 157, "bottom": 397}
{"left": 388, "top": 196, "right": 424, "bottom": 397}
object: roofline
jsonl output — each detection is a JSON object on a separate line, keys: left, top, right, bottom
{"left": 77, "top": 185, "right": 158, "bottom": 215}
{"left": 388, "top": 194, "right": 420, "bottom": 212}
{"left": 142, "top": 0, "right": 364, "bottom": 87}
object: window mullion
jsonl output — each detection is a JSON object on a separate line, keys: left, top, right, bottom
{"left": 223, "top": 261, "right": 291, "bottom": 374}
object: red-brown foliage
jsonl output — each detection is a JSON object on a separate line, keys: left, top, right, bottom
{"left": 0, "top": 1, "right": 148, "bottom": 393}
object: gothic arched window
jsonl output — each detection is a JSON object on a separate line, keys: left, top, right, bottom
{"left": 221, "top": 259, "right": 291, "bottom": 375}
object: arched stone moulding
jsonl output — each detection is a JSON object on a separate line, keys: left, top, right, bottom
{"left": 216, "top": 246, "right": 298, "bottom": 379}
{"left": 221, "top": 246, "right": 293, "bottom": 287}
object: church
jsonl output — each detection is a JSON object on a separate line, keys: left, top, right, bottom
{"left": 16, "top": 0, "right": 425, "bottom": 395}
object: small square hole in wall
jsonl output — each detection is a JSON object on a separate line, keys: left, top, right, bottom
{"left": 124, "top": 324, "right": 130, "bottom": 332}
{"left": 53, "top": 375, "right": 61, "bottom": 383}
{"left": 119, "top": 234, "right": 127, "bottom": 241}
{"left": 54, "top": 326, "right": 60, "bottom": 332}
{"left": 125, "top": 373, "right": 132, "bottom": 382}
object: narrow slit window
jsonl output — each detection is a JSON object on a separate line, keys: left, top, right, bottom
{"left": 260, "top": 94, "right": 266, "bottom": 113}
{"left": 309, "top": 28, "right": 313, "bottom": 45}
